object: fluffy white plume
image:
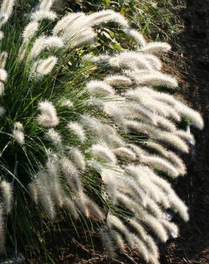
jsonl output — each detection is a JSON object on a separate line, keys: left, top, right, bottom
{"left": 0, "top": 69, "right": 7, "bottom": 82}
{"left": 31, "top": 10, "right": 57, "bottom": 21}
{"left": 175, "top": 102, "right": 204, "bottom": 129}
{"left": 13, "top": 122, "right": 25, "bottom": 145}
{"left": 125, "top": 28, "right": 146, "bottom": 47}
{"left": 104, "top": 75, "right": 132, "bottom": 86}
{"left": 107, "top": 214, "right": 133, "bottom": 247}
{"left": 101, "top": 229, "right": 115, "bottom": 259}
{"left": 67, "top": 122, "right": 86, "bottom": 143}
{"left": 0, "top": 82, "right": 4, "bottom": 96}
{"left": 46, "top": 128, "right": 62, "bottom": 148}
{"left": 0, "top": 181, "right": 12, "bottom": 214}
{"left": 63, "top": 198, "right": 79, "bottom": 219}
{"left": 0, "top": 0, "right": 16, "bottom": 20}
{"left": 68, "top": 28, "right": 96, "bottom": 48}
{"left": 39, "top": 0, "right": 54, "bottom": 11}
{"left": 140, "top": 42, "right": 171, "bottom": 54}
{"left": 61, "top": 99, "right": 73, "bottom": 108}
{"left": 109, "top": 52, "right": 153, "bottom": 70}
{"left": 82, "top": 194, "right": 104, "bottom": 220}
{"left": 60, "top": 158, "right": 83, "bottom": 191}
{"left": 113, "top": 147, "right": 136, "bottom": 161}
{"left": 35, "top": 171, "right": 56, "bottom": 219}
{"left": 0, "top": 204, "right": 5, "bottom": 253}
{"left": 130, "top": 71, "right": 178, "bottom": 88}
{"left": 30, "top": 36, "right": 63, "bottom": 59}
{"left": 53, "top": 13, "right": 86, "bottom": 36}
{"left": 92, "top": 144, "right": 117, "bottom": 164}
{"left": 68, "top": 147, "right": 86, "bottom": 171}
{"left": 37, "top": 100, "right": 59, "bottom": 127}
{"left": 142, "top": 155, "right": 179, "bottom": 178}
{"left": 28, "top": 183, "right": 38, "bottom": 204}
{"left": 22, "top": 21, "right": 39, "bottom": 43}
{"left": 88, "top": 10, "right": 129, "bottom": 28}
{"left": 36, "top": 56, "right": 58, "bottom": 77}
{"left": 86, "top": 80, "right": 115, "bottom": 96}
{"left": 13, "top": 129, "right": 25, "bottom": 145}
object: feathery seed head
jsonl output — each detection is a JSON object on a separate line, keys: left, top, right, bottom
{"left": 31, "top": 10, "right": 57, "bottom": 22}
{"left": 88, "top": 10, "right": 129, "bottom": 28}
{"left": 175, "top": 101, "right": 204, "bottom": 129}
{"left": 0, "top": 181, "right": 12, "bottom": 214}
{"left": 13, "top": 129, "right": 25, "bottom": 145}
{"left": 28, "top": 183, "right": 38, "bottom": 204}
{"left": 29, "top": 36, "right": 46, "bottom": 59}
{"left": 46, "top": 128, "right": 62, "bottom": 147}
{"left": 135, "top": 72, "right": 178, "bottom": 88}
{"left": 36, "top": 56, "right": 58, "bottom": 77}
{"left": 83, "top": 194, "right": 105, "bottom": 220}
{"left": 104, "top": 75, "right": 132, "bottom": 86}
{"left": 0, "top": 0, "right": 15, "bottom": 20}
{"left": 68, "top": 147, "right": 86, "bottom": 171}
{"left": 100, "top": 229, "right": 115, "bottom": 260}
{"left": 0, "top": 69, "right": 7, "bottom": 82}
{"left": 0, "top": 204, "right": 5, "bottom": 253}
{"left": 67, "top": 28, "right": 96, "bottom": 49}
{"left": 52, "top": 12, "right": 85, "bottom": 36}
{"left": 60, "top": 157, "right": 83, "bottom": 192}
{"left": 125, "top": 28, "right": 146, "bottom": 47}
{"left": 39, "top": 0, "right": 54, "bottom": 11}
{"left": 86, "top": 80, "right": 115, "bottom": 96}
{"left": 14, "top": 122, "right": 23, "bottom": 130}
{"left": 23, "top": 21, "right": 39, "bottom": 43}
{"left": 67, "top": 122, "right": 86, "bottom": 143}
{"left": 140, "top": 42, "right": 171, "bottom": 54}
{"left": 0, "top": 82, "right": 4, "bottom": 96}
{"left": 92, "top": 144, "right": 117, "bottom": 164}
{"left": 61, "top": 99, "right": 73, "bottom": 108}
{"left": 30, "top": 36, "right": 62, "bottom": 59}
{"left": 157, "top": 132, "right": 189, "bottom": 153}
{"left": 113, "top": 147, "right": 136, "bottom": 161}
{"left": 35, "top": 175, "right": 56, "bottom": 219}
{"left": 45, "top": 36, "right": 64, "bottom": 48}
{"left": 37, "top": 100, "right": 59, "bottom": 127}
{"left": 109, "top": 52, "right": 153, "bottom": 70}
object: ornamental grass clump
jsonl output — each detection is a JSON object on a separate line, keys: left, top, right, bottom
{"left": 0, "top": 0, "right": 204, "bottom": 262}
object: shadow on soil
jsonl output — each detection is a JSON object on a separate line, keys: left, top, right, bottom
{"left": 161, "top": 1, "right": 209, "bottom": 263}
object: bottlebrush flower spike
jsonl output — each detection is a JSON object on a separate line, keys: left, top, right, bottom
{"left": 0, "top": 0, "right": 15, "bottom": 22}
{"left": 0, "top": 180, "right": 13, "bottom": 214}
{"left": 36, "top": 56, "right": 58, "bottom": 77}
{"left": 140, "top": 42, "right": 171, "bottom": 54}
{"left": 39, "top": 0, "right": 55, "bottom": 11}
{"left": 22, "top": 21, "right": 39, "bottom": 43}
{"left": 37, "top": 101, "right": 59, "bottom": 127}
{"left": 31, "top": 10, "right": 57, "bottom": 22}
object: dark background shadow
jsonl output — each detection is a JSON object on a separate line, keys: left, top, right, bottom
{"left": 161, "top": 1, "right": 209, "bottom": 263}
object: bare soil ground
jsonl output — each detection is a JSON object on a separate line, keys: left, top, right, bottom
{"left": 161, "top": 0, "right": 209, "bottom": 263}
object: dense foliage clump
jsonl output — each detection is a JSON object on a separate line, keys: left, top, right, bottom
{"left": 0, "top": 0, "right": 203, "bottom": 262}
